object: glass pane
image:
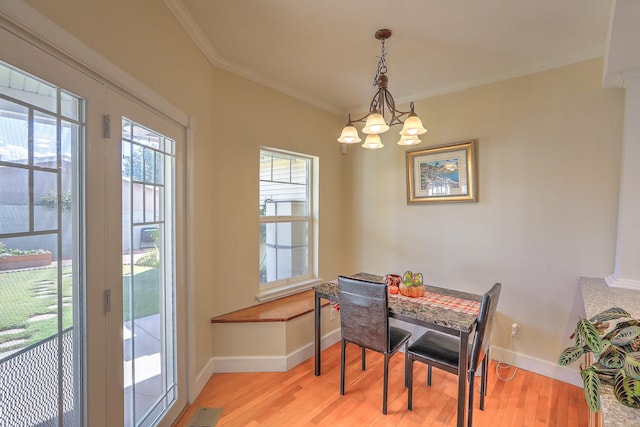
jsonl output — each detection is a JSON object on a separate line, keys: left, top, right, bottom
{"left": 290, "top": 158, "right": 307, "bottom": 184}
{"left": 155, "top": 152, "right": 164, "bottom": 185}
{"left": 259, "top": 150, "right": 309, "bottom": 217}
{"left": 0, "top": 167, "right": 29, "bottom": 233}
{"left": 259, "top": 152, "right": 272, "bottom": 181}
{"left": 132, "top": 144, "right": 144, "bottom": 182}
{"left": 122, "top": 140, "right": 132, "bottom": 178}
{"left": 262, "top": 221, "right": 308, "bottom": 282}
{"left": 132, "top": 123, "right": 160, "bottom": 149}
{"left": 60, "top": 121, "right": 76, "bottom": 168}
{"left": 34, "top": 170, "right": 58, "bottom": 232}
{"left": 143, "top": 148, "right": 154, "bottom": 183}
{"left": 0, "top": 98, "right": 28, "bottom": 165}
{"left": 33, "top": 110, "right": 57, "bottom": 167}
{"left": 144, "top": 184, "right": 156, "bottom": 223}
{"left": 0, "top": 64, "right": 57, "bottom": 114}
{"left": 60, "top": 90, "right": 80, "bottom": 121}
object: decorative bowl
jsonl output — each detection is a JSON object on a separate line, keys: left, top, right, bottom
{"left": 399, "top": 284, "right": 425, "bottom": 298}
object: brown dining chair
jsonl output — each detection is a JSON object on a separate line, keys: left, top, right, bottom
{"left": 338, "top": 275, "right": 412, "bottom": 415}
{"left": 406, "top": 282, "right": 501, "bottom": 426}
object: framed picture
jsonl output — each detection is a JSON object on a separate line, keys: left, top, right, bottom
{"left": 406, "top": 139, "right": 478, "bottom": 204}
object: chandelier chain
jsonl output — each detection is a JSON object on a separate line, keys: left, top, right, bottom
{"left": 372, "top": 37, "right": 388, "bottom": 86}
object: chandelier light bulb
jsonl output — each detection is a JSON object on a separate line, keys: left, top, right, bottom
{"left": 337, "top": 125, "right": 362, "bottom": 144}
{"left": 400, "top": 115, "right": 427, "bottom": 136}
{"left": 362, "top": 134, "right": 384, "bottom": 149}
{"left": 397, "top": 134, "right": 422, "bottom": 146}
{"left": 362, "top": 112, "right": 389, "bottom": 135}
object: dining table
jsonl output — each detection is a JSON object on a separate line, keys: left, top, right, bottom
{"left": 314, "top": 272, "right": 482, "bottom": 427}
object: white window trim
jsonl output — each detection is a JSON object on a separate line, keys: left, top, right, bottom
{"left": 257, "top": 147, "right": 319, "bottom": 301}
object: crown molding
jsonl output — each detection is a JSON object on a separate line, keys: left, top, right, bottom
{"left": 162, "top": 0, "right": 342, "bottom": 115}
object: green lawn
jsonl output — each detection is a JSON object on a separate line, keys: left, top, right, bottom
{"left": 0, "top": 264, "right": 160, "bottom": 355}
{"left": 123, "top": 264, "right": 161, "bottom": 321}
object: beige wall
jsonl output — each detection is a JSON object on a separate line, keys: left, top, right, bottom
{"left": 20, "top": 0, "right": 625, "bottom": 385}
{"left": 346, "top": 58, "right": 624, "bottom": 364}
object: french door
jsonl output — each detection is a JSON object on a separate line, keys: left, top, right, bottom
{"left": 0, "top": 20, "right": 186, "bottom": 427}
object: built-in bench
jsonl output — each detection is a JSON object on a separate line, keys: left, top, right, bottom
{"left": 209, "top": 290, "right": 339, "bottom": 374}
{"left": 210, "top": 290, "right": 329, "bottom": 323}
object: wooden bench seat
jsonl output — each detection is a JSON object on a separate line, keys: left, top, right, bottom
{"left": 209, "top": 289, "right": 339, "bottom": 373}
{"left": 210, "top": 289, "right": 330, "bottom": 323}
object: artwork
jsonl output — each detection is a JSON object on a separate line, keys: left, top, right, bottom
{"left": 406, "top": 140, "right": 477, "bottom": 204}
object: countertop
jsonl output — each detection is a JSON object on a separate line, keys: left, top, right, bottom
{"left": 580, "top": 277, "right": 640, "bottom": 426}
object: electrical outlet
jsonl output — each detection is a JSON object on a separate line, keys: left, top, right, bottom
{"left": 511, "top": 322, "right": 519, "bottom": 337}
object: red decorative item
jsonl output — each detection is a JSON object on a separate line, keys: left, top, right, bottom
{"left": 385, "top": 274, "right": 401, "bottom": 287}
{"left": 385, "top": 273, "right": 401, "bottom": 295}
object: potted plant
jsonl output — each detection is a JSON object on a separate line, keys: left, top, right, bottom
{"left": 399, "top": 271, "right": 425, "bottom": 298}
{"left": 559, "top": 307, "right": 640, "bottom": 412}
{"left": 0, "top": 242, "right": 52, "bottom": 270}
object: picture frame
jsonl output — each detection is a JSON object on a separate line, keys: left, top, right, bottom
{"left": 406, "top": 139, "right": 478, "bottom": 204}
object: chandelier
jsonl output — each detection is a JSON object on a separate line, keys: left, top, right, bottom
{"left": 337, "top": 29, "right": 427, "bottom": 150}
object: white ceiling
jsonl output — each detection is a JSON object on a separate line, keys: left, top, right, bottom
{"left": 165, "top": 0, "right": 614, "bottom": 116}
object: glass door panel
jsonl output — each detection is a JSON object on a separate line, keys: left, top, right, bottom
{"left": 119, "top": 114, "right": 183, "bottom": 427}
{"left": 0, "top": 59, "right": 84, "bottom": 427}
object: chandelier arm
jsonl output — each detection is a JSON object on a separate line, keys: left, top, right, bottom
{"left": 384, "top": 90, "right": 412, "bottom": 127}
{"left": 348, "top": 111, "right": 372, "bottom": 125}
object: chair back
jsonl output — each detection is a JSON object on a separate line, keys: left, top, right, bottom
{"left": 338, "top": 275, "right": 389, "bottom": 353}
{"left": 468, "top": 282, "right": 502, "bottom": 374}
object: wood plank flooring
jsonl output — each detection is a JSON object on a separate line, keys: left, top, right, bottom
{"left": 173, "top": 342, "right": 589, "bottom": 426}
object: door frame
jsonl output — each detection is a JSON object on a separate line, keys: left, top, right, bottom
{"left": 0, "top": 4, "right": 194, "bottom": 426}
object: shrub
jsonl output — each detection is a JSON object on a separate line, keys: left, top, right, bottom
{"left": 0, "top": 242, "right": 50, "bottom": 259}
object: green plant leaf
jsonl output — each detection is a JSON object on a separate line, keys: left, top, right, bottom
{"left": 600, "top": 339, "right": 612, "bottom": 354}
{"left": 577, "top": 318, "right": 602, "bottom": 354}
{"left": 590, "top": 362, "right": 620, "bottom": 376}
{"left": 613, "top": 370, "right": 640, "bottom": 409}
{"left": 600, "top": 346, "right": 626, "bottom": 369}
{"left": 624, "top": 352, "right": 640, "bottom": 381}
{"left": 590, "top": 307, "right": 631, "bottom": 322}
{"left": 611, "top": 326, "right": 640, "bottom": 346}
{"left": 581, "top": 367, "right": 602, "bottom": 413}
{"left": 559, "top": 345, "right": 585, "bottom": 366}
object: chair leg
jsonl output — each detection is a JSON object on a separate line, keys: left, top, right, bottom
{"left": 480, "top": 354, "right": 488, "bottom": 410}
{"left": 383, "top": 353, "right": 389, "bottom": 414}
{"left": 407, "top": 356, "right": 414, "bottom": 410}
{"left": 361, "top": 346, "right": 366, "bottom": 371}
{"left": 427, "top": 364, "right": 432, "bottom": 386}
{"left": 468, "top": 372, "right": 475, "bottom": 427}
{"left": 340, "top": 340, "right": 347, "bottom": 395}
{"left": 404, "top": 342, "right": 409, "bottom": 388}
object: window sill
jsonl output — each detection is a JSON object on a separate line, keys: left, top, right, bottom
{"left": 256, "top": 278, "right": 323, "bottom": 303}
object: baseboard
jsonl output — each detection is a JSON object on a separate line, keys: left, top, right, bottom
{"left": 190, "top": 357, "right": 215, "bottom": 402}
{"left": 605, "top": 273, "right": 640, "bottom": 291}
{"left": 201, "top": 328, "right": 341, "bottom": 376}
{"left": 190, "top": 335, "right": 581, "bottom": 402}
{"left": 491, "top": 345, "right": 582, "bottom": 387}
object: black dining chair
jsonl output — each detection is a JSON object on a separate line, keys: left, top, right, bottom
{"left": 338, "top": 275, "right": 412, "bottom": 415}
{"left": 406, "top": 282, "right": 501, "bottom": 426}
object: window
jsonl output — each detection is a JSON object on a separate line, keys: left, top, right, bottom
{"left": 259, "top": 148, "right": 316, "bottom": 295}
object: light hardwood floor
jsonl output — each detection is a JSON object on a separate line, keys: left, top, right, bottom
{"left": 173, "top": 342, "right": 588, "bottom": 426}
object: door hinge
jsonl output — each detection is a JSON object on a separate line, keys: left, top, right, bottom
{"left": 103, "top": 114, "right": 111, "bottom": 138}
{"left": 104, "top": 288, "right": 111, "bottom": 313}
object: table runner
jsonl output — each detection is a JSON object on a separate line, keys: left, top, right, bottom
{"left": 392, "top": 291, "right": 480, "bottom": 316}
{"left": 330, "top": 279, "right": 481, "bottom": 316}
